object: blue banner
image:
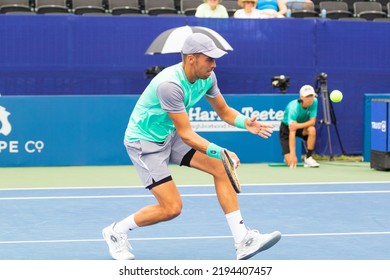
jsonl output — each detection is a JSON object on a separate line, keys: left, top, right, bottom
{"left": 363, "top": 94, "right": 390, "bottom": 161}
{"left": 371, "top": 101, "right": 388, "bottom": 152}
{"left": 0, "top": 94, "right": 298, "bottom": 167}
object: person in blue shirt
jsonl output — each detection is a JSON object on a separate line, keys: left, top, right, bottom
{"left": 279, "top": 85, "right": 320, "bottom": 168}
{"left": 256, "top": 0, "right": 287, "bottom": 18}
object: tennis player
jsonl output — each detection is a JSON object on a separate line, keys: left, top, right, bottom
{"left": 103, "top": 33, "right": 281, "bottom": 260}
{"left": 279, "top": 85, "right": 320, "bottom": 168}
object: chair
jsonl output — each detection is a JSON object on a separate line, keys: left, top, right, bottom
{"left": 71, "top": 0, "right": 106, "bottom": 14}
{"left": 319, "top": 1, "right": 352, "bottom": 19}
{"left": 223, "top": 0, "right": 240, "bottom": 17}
{"left": 287, "top": 1, "right": 318, "bottom": 18}
{"left": 107, "top": 0, "right": 141, "bottom": 15}
{"left": 353, "top": 1, "right": 386, "bottom": 20}
{"left": 144, "top": 0, "right": 177, "bottom": 15}
{"left": 35, "top": 0, "right": 69, "bottom": 13}
{"left": 371, "top": 0, "right": 389, "bottom": 13}
{"left": 0, "top": 0, "right": 32, "bottom": 13}
{"left": 180, "top": 0, "right": 202, "bottom": 15}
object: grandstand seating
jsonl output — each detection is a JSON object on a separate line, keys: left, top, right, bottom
{"left": 0, "top": 0, "right": 388, "bottom": 18}
{"left": 371, "top": 0, "right": 388, "bottom": 12}
{"left": 180, "top": 0, "right": 202, "bottom": 15}
{"left": 143, "top": 0, "right": 177, "bottom": 15}
{"left": 107, "top": 0, "right": 141, "bottom": 15}
{"left": 319, "top": 1, "right": 353, "bottom": 19}
{"left": 0, "top": 0, "right": 32, "bottom": 13}
{"left": 287, "top": 1, "right": 318, "bottom": 18}
{"left": 353, "top": 1, "right": 386, "bottom": 20}
{"left": 35, "top": 0, "right": 69, "bottom": 13}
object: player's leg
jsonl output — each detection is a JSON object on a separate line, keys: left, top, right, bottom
{"left": 102, "top": 179, "right": 181, "bottom": 260}
{"left": 301, "top": 126, "right": 320, "bottom": 167}
{"left": 303, "top": 126, "right": 316, "bottom": 151}
{"left": 279, "top": 123, "right": 291, "bottom": 164}
{"left": 168, "top": 132, "right": 239, "bottom": 214}
{"left": 190, "top": 151, "right": 239, "bottom": 214}
{"left": 189, "top": 150, "right": 281, "bottom": 260}
{"left": 169, "top": 134, "right": 248, "bottom": 242}
{"left": 133, "top": 180, "right": 182, "bottom": 227}
{"left": 103, "top": 138, "right": 182, "bottom": 260}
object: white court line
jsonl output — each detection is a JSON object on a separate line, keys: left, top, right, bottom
{"left": 1, "top": 231, "right": 390, "bottom": 245}
{"left": 1, "top": 190, "right": 390, "bottom": 200}
{"left": 0, "top": 181, "right": 389, "bottom": 191}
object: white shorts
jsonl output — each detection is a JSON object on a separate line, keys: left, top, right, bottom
{"left": 124, "top": 131, "right": 194, "bottom": 189}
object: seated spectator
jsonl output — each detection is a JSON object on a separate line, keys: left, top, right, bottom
{"left": 256, "top": 0, "right": 287, "bottom": 18}
{"left": 234, "top": 0, "right": 263, "bottom": 18}
{"left": 195, "top": 0, "right": 229, "bottom": 18}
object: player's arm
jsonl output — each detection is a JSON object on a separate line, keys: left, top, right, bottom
{"left": 168, "top": 111, "right": 240, "bottom": 164}
{"left": 288, "top": 128, "right": 298, "bottom": 168}
{"left": 289, "top": 117, "right": 316, "bottom": 131}
{"left": 158, "top": 82, "right": 236, "bottom": 162}
{"left": 168, "top": 111, "right": 210, "bottom": 154}
{"left": 205, "top": 94, "right": 273, "bottom": 138}
{"left": 285, "top": 108, "right": 299, "bottom": 167}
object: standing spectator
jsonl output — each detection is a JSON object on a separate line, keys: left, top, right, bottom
{"left": 256, "top": 0, "right": 287, "bottom": 18}
{"left": 234, "top": 0, "right": 263, "bottom": 18}
{"left": 195, "top": 0, "right": 229, "bottom": 18}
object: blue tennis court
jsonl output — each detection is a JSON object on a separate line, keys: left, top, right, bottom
{"left": 0, "top": 182, "right": 389, "bottom": 260}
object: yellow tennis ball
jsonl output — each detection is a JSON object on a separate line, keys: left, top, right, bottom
{"left": 330, "top": 90, "right": 343, "bottom": 103}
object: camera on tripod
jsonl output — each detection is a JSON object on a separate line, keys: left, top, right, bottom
{"left": 316, "top": 72, "right": 327, "bottom": 83}
{"left": 315, "top": 72, "right": 346, "bottom": 159}
{"left": 145, "top": 66, "right": 165, "bottom": 79}
{"left": 272, "top": 75, "right": 290, "bottom": 93}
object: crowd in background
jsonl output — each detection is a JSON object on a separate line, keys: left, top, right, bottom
{"left": 195, "top": 0, "right": 304, "bottom": 19}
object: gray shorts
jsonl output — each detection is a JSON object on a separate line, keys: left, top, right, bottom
{"left": 124, "top": 131, "right": 194, "bottom": 189}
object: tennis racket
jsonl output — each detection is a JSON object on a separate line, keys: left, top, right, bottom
{"left": 221, "top": 149, "right": 241, "bottom": 193}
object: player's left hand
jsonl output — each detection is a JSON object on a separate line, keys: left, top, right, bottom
{"left": 226, "top": 150, "right": 240, "bottom": 168}
{"left": 245, "top": 116, "right": 274, "bottom": 138}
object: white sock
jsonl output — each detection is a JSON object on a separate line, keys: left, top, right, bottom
{"left": 225, "top": 210, "right": 248, "bottom": 244}
{"left": 113, "top": 214, "right": 139, "bottom": 233}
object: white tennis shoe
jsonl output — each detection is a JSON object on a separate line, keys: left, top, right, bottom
{"left": 304, "top": 156, "right": 320, "bottom": 168}
{"left": 102, "top": 223, "right": 135, "bottom": 260}
{"left": 236, "top": 230, "right": 281, "bottom": 260}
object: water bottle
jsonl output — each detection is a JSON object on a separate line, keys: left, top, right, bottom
{"left": 320, "top": 8, "right": 327, "bottom": 18}
{"left": 286, "top": 8, "right": 291, "bottom": 18}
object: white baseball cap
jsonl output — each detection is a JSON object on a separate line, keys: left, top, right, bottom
{"left": 299, "top": 85, "right": 316, "bottom": 97}
{"left": 182, "top": 33, "right": 227, "bottom": 59}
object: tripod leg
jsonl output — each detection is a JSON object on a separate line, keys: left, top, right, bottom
{"left": 320, "top": 82, "right": 334, "bottom": 160}
{"left": 326, "top": 125, "right": 334, "bottom": 160}
{"left": 329, "top": 99, "right": 346, "bottom": 155}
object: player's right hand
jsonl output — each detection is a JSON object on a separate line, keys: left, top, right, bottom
{"left": 288, "top": 155, "right": 298, "bottom": 168}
